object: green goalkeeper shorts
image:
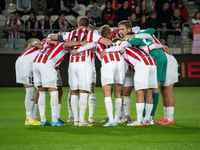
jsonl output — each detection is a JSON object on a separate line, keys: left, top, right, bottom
{"left": 150, "top": 49, "right": 167, "bottom": 82}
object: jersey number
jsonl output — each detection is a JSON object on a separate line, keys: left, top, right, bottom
{"left": 71, "top": 35, "right": 87, "bottom": 41}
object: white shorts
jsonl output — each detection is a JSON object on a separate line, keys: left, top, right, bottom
{"left": 124, "top": 69, "right": 134, "bottom": 87}
{"left": 101, "top": 59, "right": 125, "bottom": 86}
{"left": 68, "top": 61, "right": 93, "bottom": 92}
{"left": 57, "top": 69, "right": 63, "bottom": 86}
{"left": 134, "top": 65, "right": 158, "bottom": 91}
{"left": 161, "top": 54, "right": 178, "bottom": 87}
{"left": 92, "top": 65, "right": 96, "bottom": 84}
{"left": 33, "top": 63, "right": 58, "bottom": 88}
{"left": 15, "top": 57, "right": 34, "bottom": 86}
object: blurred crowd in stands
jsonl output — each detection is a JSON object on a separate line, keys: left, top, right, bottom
{"left": 0, "top": 0, "right": 200, "bottom": 54}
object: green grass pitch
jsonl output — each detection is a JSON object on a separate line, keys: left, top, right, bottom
{"left": 0, "top": 87, "right": 200, "bottom": 150}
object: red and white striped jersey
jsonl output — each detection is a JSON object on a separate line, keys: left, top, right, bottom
{"left": 67, "top": 28, "right": 102, "bottom": 63}
{"left": 124, "top": 46, "right": 156, "bottom": 70}
{"left": 20, "top": 47, "right": 40, "bottom": 58}
{"left": 20, "top": 39, "right": 49, "bottom": 58}
{"left": 111, "top": 30, "right": 123, "bottom": 41}
{"left": 151, "top": 34, "right": 172, "bottom": 56}
{"left": 96, "top": 43, "right": 123, "bottom": 65}
{"left": 5, "top": 19, "right": 22, "bottom": 38}
{"left": 18, "top": 47, "right": 41, "bottom": 68}
{"left": 33, "top": 42, "right": 68, "bottom": 69}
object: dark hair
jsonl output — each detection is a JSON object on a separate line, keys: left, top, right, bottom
{"left": 112, "top": 37, "right": 123, "bottom": 43}
{"left": 193, "top": 11, "right": 200, "bottom": 19}
{"left": 46, "top": 13, "right": 51, "bottom": 18}
{"left": 163, "top": 1, "right": 169, "bottom": 6}
{"left": 85, "top": 10, "right": 90, "bottom": 16}
{"left": 133, "top": 5, "right": 142, "bottom": 14}
{"left": 10, "top": 12, "right": 15, "bottom": 15}
{"left": 123, "top": 0, "right": 129, "bottom": 3}
{"left": 126, "top": 32, "right": 135, "bottom": 35}
{"left": 29, "top": 12, "right": 36, "bottom": 16}
{"left": 149, "top": 10, "right": 156, "bottom": 16}
{"left": 59, "top": 11, "right": 65, "bottom": 17}
{"left": 14, "top": 11, "right": 20, "bottom": 15}
{"left": 93, "top": 0, "right": 98, "bottom": 4}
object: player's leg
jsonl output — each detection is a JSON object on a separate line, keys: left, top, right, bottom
{"left": 56, "top": 70, "right": 66, "bottom": 123}
{"left": 24, "top": 84, "right": 37, "bottom": 125}
{"left": 57, "top": 86, "right": 66, "bottom": 123}
{"left": 49, "top": 87, "right": 66, "bottom": 126}
{"left": 143, "top": 88, "right": 154, "bottom": 125}
{"left": 33, "top": 89, "right": 39, "bottom": 120}
{"left": 154, "top": 86, "right": 167, "bottom": 124}
{"left": 119, "top": 94, "right": 124, "bottom": 120}
{"left": 57, "top": 86, "right": 63, "bottom": 120}
{"left": 68, "top": 62, "right": 80, "bottom": 126}
{"left": 77, "top": 62, "right": 93, "bottom": 127}
{"left": 156, "top": 54, "right": 178, "bottom": 124}
{"left": 122, "top": 86, "right": 133, "bottom": 123}
{"left": 102, "top": 84, "right": 114, "bottom": 126}
{"left": 88, "top": 82, "right": 96, "bottom": 123}
{"left": 89, "top": 65, "right": 97, "bottom": 123}
{"left": 78, "top": 90, "right": 93, "bottom": 126}
{"left": 71, "top": 90, "right": 79, "bottom": 126}
{"left": 150, "top": 83, "right": 160, "bottom": 120}
{"left": 165, "top": 84, "right": 175, "bottom": 123}
{"left": 38, "top": 86, "right": 50, "bottom": 126}
{"left": 149, "top": 50, "right": 167, "bottom": 120}
{"left": 157, "top": 84, "right": 175, "bottom": 125}
{"left": 128, "top": 90, "right": 144, "bottom": 126}
{"left": 120, "top": 67, "right": 134, "bottom": 123}
{"left": 101, "top": 86, "right": 113, "bottom": 123}
{"left": 67, "top": 90, "right": 74, "bottom": 123}
{"left": 113, "top": 83, "right": 123, "bottom": 125}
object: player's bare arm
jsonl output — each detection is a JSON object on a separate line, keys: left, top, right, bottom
{"left": 32, "top": 42, "right": 43, "bottom": 49}
{"left": 48, "top": 40, "right": 58, "bottom": 45}
{"left": 99, "top": 37, "right": 112, "bottom": 46}
{"left": 101, "top": 42, "right": 125, "bottom": 59}
{"left": 164, "top": 46, "right": 171, "bottom": 54}
{"left": 49, "top": 34, "right": 59, "bottom": 41}
{"left": 124, "top": 35, "right": 135, "bottom": 40}
{"left": 72, "top": 42, "right": 96, "bottom": 56}
{"left": 27, "top": 41, "right": 42, "bottom": 49}
{"left": 100, "top": 50, "right": 107, "bottom": 59}
{"left": 71, "top": 49, "right": 79, "bottom": 55}
{"left": 63, "top": 41, "right": 88, "bottom": 50}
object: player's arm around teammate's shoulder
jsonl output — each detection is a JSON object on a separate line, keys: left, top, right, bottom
{"left": 98, "top": 37, "right": 112, "bottom": 46}
{"left": 29, "top": 41, "right": 42, "bottom": 49}
{"left": 63, "top": 41, "right": 88, "bottom": 50}
{"left": 71, "top": 42, "right": 96, "bottom": 56}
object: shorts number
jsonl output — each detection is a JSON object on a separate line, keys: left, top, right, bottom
{"left": 28, "top": 77, "right": 34, "bottom": 85}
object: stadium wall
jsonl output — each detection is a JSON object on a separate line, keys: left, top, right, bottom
{"left": 0, "top": 54, "right": 200, "bottom": 87}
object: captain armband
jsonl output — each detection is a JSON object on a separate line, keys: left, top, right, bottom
{"left": 57, "top": 34, "right": 64, "bottom": 41}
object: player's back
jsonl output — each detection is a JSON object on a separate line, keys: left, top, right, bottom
{"left": 96, "top": 43, "right": 123, "bottom": 65}
{"left": 33, "top": 42, "right": 68, "bottom": 69}
{"left": 124, "top": 46, "right": 156, "bottom": 70}
{"left": 68, "top": 28, "right": 102, "bottom": 63}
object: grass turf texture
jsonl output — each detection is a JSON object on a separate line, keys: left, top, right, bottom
{"left": 0, "top": 87, "right": 200, "bottom": 150}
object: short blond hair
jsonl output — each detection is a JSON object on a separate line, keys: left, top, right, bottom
{"left": 100, "top": 25, "right": 111, "bottom": 38}
{"left": 78, "top": 16, "right": 89, "bottom": 27}
{"left": 118, "top": 20, "right": 132, "bottom": 29}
